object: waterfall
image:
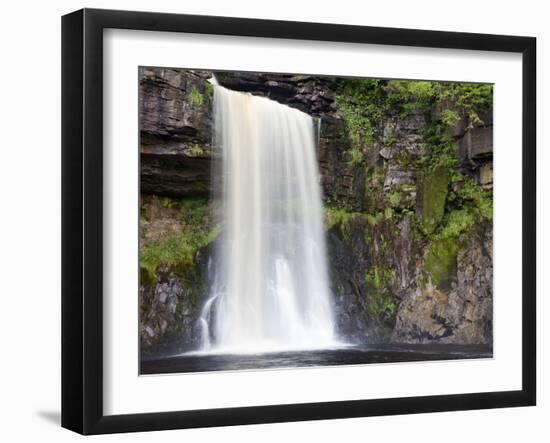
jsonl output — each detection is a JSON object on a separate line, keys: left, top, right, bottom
{"left": 199, "top": 79, "right": 337, "bottom": 353}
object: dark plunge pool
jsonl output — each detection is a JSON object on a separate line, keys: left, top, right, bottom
{"left": 140, "top": 343, "right": 492, "bottom": 375}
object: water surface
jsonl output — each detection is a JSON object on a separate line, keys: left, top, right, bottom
{"left": 141, "top": 344, "right": 492, "bottom": 375}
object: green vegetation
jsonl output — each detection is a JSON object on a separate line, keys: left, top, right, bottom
{"left": 140, "top": 197, "right": 219, "bottom": 283}
{"left": 330, "top": 78, "right": 493, "bottom": 297}
{"left": 324, "top": 206, "right": 386, "bottom": 233}
{"left": 420, "top": 120, "right": 458, "bottom": 173}
{"left": 440, "top": 108, "right": 460, "bottom": 127}
{"left": 454, "top": 177, "right": 493, "bottom": 220}
{"left": 388, "top": 191, "right": 402, "bottom": 207}
{"left": 365, "top": 265, "right": 398, "bottom": 325}
{"left": 385, "top": 80, "right": 434, "bottom": 116}
{"left": 367, "top": 291, "right": 398, "bottom": 324}
{"left": 324, "top": 206, "right": 362, "bottom": 230}
{"left": 335, "top": 80, "right": 492, "bottom": 140}
{"left": 187, "top": 85, "right": 205, "bottom": 106}
{"left": 335, "top": 79, "right": 385, "bottom": 148}
{"left": 187, "top": 143, "right": 205, "bottom": 157}
{"left": 140, "top": 227, "right": 218, "bottom": 282}
{"left": 424, "top": 236, "right": 460, "bottom": 290}
{"left": 204, "top": 80, "right": 214, "bottom": 99}
{"left": 347, "top": 146, "right": 364, "bottom": 165}
{"left": 434, "top": 208, "right": 476, "bottom": 241}
{"left": 433, "top": 82, "right": 493, "bottom": 128}
{"left": 365, "top": 265, "right": 396, "bottom": 290}
{"left": 417, "top": 165, "right": 449, "bottom": 235}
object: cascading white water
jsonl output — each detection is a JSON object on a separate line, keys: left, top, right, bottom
{"left": 199, "top": 79, "right": 337, "bottom": 353}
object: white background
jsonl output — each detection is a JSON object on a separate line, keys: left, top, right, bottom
{"left": 0, "top": 0, "right": 547, "bottom": 441}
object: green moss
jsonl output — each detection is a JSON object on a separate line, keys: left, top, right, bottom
{"left": 385, "top": 134, "right": 398, "bottom": 146}
{"left": 324, "top": 207, "right": 361, "bottom": 230}
{"left": 433, "top": 82, "right": 492, "bottom": 128}
{"left": 385, "top": 80, "right": 434, "bottom": 116}
{"left": 335, "top": 79, "right": 386, "bottom": 148}
{"left": 420, "top": 121, "right": 459, "bottom": 174}
{"left": 365, "top": 267, "right": 382, "bottom": 289}
{"left": 187, "top": 85, "right": 204, "bottom": 106}
{"left": 440, "top": 108, "right": 461, "bottom": 127}
{"left": 417, "top": 165, "right": 449, "bottom": 234}
{"left": 324, "top": 206, "right": 388, "bottom": 244}
{"left": 140, "top": 197, "right": 218, "bottom": 281}
{"left": 425, "top": 237, "right": 460, "bottom": 290}
{"left": 364, "top": 265, "right": 398, "bottom": 324}
{"left": 180, "top": 197, "right": 209, "bottom": 225}
{"left": 388, "top": 191, "right": 402, "bottom": 207}
{"left": 422, "top": 199, "right": 487, "bottom": 290}
{"left": 365, "top": 265, "right": 395, "bottom": 290}
{"left": 204, "top": 80, "right": 214, "bottom": 99}
{"left": 457, "top": 178, "right": 493, "bottom": 220}
{"left": 161, "top": 197, "right": 175, "bottom": 209}
{"left": 347, "top": 146, "right": 364, "bottom": 165}
{"left": 140, "top": 265, "right": 156, "bottom": 287}
{"left": 335, "top": 80, "right": 492, "bottom": 157}
{"left": 362, "top": 166, "right": 387, "bottom": 211}
{"left": 187, "top": 143, "right": 205, "bottom": 157}
{"left": 140, "top": 226, "right": 219, "bottom": 278}
{"left": 435, "top": 208, "right": 476, "bottom": 241}
{"left": 367, "top": 291, "right": 397, "bottom": 324}
{"left": 365, "top": 212, "right": 384, "bottom": 226}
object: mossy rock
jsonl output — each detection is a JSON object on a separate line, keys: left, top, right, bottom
{"left": 417, "top": 165, "right": 449, "bottom": 234}
{"left": 140, "top": 266, "right": 157, "bottom": 287}
{"left": 425, "top": 236, "right": 460, "bottom": 290}
{"left": 366, "top": 291, "right": 398, "bottom": 327}
{"left": 387, "top": 184, "right": 416, "bottom": 210}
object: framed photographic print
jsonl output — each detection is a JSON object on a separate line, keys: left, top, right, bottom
{"left": 61, "top": 8, "right": 536, "bottom": 435}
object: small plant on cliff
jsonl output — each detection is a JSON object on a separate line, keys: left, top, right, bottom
{"left": 365, "top": 266, "right": 398, "bottom": 325}
{"left": 347, "top": 146, "right": 364, "bottom": 165}
{"left": 420, "top": 121, "right": 459, "bottom": 174}
{"left": 187, "top": 144, "right": 205, "bottom": 157}
{"left": 385, "top": 80, "right": 434, "bottom": 116}
{"left": 453, "top": 178, "right": 493, "bottom": 221}
{"left": 204, "top": 80, "right": 214, "bottom": 99}
{"left": 440, "top": 108, "right": 461, "bottom": 128}
{"left": 433, "top": 82, "right": 492, "bottom": 128}
{"left": 187, "top": 85, "right": 204, "bottom": 106}
{"left": 180, "top": 197, "right": 210, "bottom": 225}
{"left": 335, "top": 79, "right": 386, "bottom": 148}
{"left": 368, "top": 292, "right": 398, "bottom": 324}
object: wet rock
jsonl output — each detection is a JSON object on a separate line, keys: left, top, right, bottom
{"left": 479, "top": 162, "right": 493, "bottom": 190}
{"left": 416, "top": 165, "right": 449, "bottom": 234}
{"left": 139, "top": 68, "right": 213, "bottom": 198}
{"left": 458, "top": 126, "right": 493, "bottom": 163}
{"left": 215, "top": 71, "right": 337, "bottom": 116}
{"left": 384, "top": 166, "right": 415, "bottom": 189}
{"left": 392, "top": 223, "right": 492, "bottom": 344}
{"left": 381, "top": 112, "right": 428, "bottom": 158}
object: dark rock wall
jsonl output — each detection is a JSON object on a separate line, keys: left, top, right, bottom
{"left": 140, "top": 68, "right": 213, "bottom": 197}
{"left": 139, "top": 67, "right": 494, "bottom": 352}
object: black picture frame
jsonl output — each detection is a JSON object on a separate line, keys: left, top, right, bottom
{"left": 61, "top": 8, "right": 536, "bottom": 435}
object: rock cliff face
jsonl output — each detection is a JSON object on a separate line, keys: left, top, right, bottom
{"left": 140, "top": 68, "right": 213, "bottom": 197}
{"left": 139, "top": 67, "right": 493, "bottom": 353}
